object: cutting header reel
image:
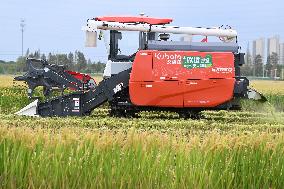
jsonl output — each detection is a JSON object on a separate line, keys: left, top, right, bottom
{"left": 15, "top": 58, "right": 96, "bottom": 98}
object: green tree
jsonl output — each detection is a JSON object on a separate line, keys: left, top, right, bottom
{"left": 75, "top": 51, "right": 87, "bottom": 72}
{"left": 16, "top": 56, "right": 26, "bottom": 72}
{"left": 25, "top": 48, "right": 30, "bottom": 57}
{"left": 68, "top": 52, "right": 74, "bottom": 70}
{"left": 41, "top": 53, "right": 47, "bottom": 60}
{"left": 56, "top": 54, "right": 69, "bottom": 67}
{"left": 266, "top": 52, "right": 279, "bottom": 77}
{"left": 0, "top": 64, "right": 4, "bottom": 74}
{"left": 96, "top": 61, "right": 105, "bottom": 73}
{"left": 241, "top": 63, "right": 253, "bottom": 76}
{"left": 48, "top": 53, "right": 57, "bottom": 65}
{"left": 29, "top": 50, "right": 41, "bottom": 59}
{"left": 245, "top": 51, "right": 252, "bottom": 65}
{"left": 254, "top": 55, "right": 263, "bottom": 77}
{"left": 277, "top": 64, "right": 284, "bottom": 79}
{"left": 87, "top": 59, "right": 92, "bottom": 65}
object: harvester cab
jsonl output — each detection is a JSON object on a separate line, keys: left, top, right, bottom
{"left": 16, "top": 15, "right": 266, "bottom": 118}
{"left": 84, "top": 16, "right": 239, "bottom": 78}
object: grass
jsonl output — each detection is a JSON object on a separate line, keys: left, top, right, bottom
{"left": 1, "top": 75, "right": 284, "bottom": 188}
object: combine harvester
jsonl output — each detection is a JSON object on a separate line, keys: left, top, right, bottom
{"left": 16, "top": 15, "right": 266, "bottom": 118}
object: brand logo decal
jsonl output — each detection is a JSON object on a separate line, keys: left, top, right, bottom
{"left": 154, "top": 53, "right": 182, "bottom": 64}
{"left": 182, "top": 54, "right": 213, "bottom": 69}
{"left": 154, "top": 53, "right": 214, "bottom": 69}
{"left": 113, "top": 83, "right": 123, "bottom": 94}
{"left": 212, "top": 67, "right": 233, "bottom": 73}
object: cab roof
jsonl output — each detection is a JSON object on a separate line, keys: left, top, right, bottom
{"left": 94, "top": 16, "right": 173, "bottom": 25}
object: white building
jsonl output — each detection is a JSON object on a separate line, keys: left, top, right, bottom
{"left": 267, "top": 35, "right": 280, "bottom": 58}
{"left": 252, "top": 38, "right": 265, "bottom": 63}
{"left": 245, "top": 42, "right": 252, "bottom": 65}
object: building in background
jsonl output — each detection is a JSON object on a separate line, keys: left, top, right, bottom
{"left": 267, "top": 35, "right": 280, "bottom": 60}
{"left": 245, "top": 42, "right": 252, "bottom": 65}
{"left": 252, "top": 38, "right": 265, "bottom": 64}
{"left": 249, "top": 36, "right": 283, "bottom": 78}
{"left": 280, "top": 43, "right": 284, "bottom": 65}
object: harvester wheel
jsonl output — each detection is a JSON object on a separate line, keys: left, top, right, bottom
{"left": 109, "top": 109, "right": 126, "bottom": 117}
{"left": 178, "top": 111, "right": 203, "bottom": 119}
{"left": 125, "top": 110, "right": 140, "bottom": 118}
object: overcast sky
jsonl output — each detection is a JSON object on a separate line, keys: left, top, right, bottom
{"left": 0, "top": 0, "right": 283, "bottom": 61}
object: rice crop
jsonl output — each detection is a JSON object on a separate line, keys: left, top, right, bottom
{"left": 1, "top": 120, "right": 284, "bottom": 189}
{"left": 1, "top": 75, "right": 284, "bottom": 188}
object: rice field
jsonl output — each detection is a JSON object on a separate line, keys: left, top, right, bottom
{"left": 250, "top": 80, "right": 284, "bottom": 94}
{"left": 1, "top": 75, "right": 284, "bottom": 188}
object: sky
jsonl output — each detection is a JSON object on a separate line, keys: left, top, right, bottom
{"left": 0, "top": 0, "right": 284, "bottom": 62}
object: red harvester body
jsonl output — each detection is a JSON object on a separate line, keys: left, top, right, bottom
{"left": 130, "top": 51, "right": 235, "bottom": 107}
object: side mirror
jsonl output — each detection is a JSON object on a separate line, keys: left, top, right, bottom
{"left": 85, "top": 31, "right": 97, "bottom": 47}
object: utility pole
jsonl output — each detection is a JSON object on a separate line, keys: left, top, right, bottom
{"left": 20, "top": 19, "right": 25, "bottom": 57}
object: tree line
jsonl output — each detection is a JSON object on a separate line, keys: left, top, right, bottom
{"left": 0, "top": 49, "right": 105, "bottom": 74}
{"left": 2, "top": 49, "right": 283, "bottom": 79}
{"left": 241, "top": 52, "right": 284, "bottom": 78}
